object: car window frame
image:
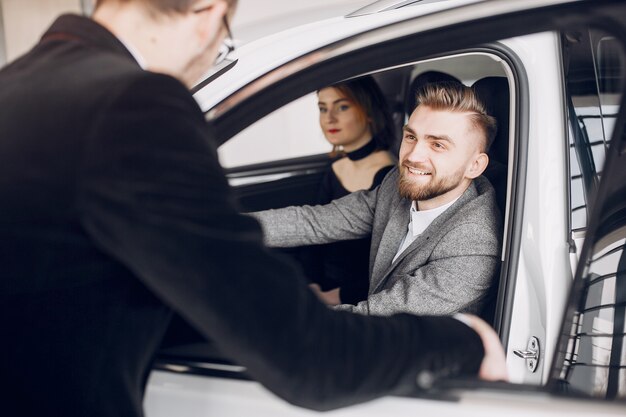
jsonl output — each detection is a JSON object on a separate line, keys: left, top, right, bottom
{"left": 211, "top": 41, "right": 529, "bottom": 352}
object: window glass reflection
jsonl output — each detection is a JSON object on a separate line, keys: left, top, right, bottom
{"left": 566, "top": 29, "right": 624, "bottom": 233}
{"left": 560, "top": 233, "right": 626, "bottom": 399}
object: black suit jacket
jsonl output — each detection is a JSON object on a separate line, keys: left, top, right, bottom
{"left": 0, "top": 15, "right": 484, "bottom": 417}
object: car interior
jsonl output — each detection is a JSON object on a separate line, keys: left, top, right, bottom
{"left": 221, "top": 53, "right": 511, "bottom": 213}
{"left": 156, "top": 51, "right": 516, "bottom": 374}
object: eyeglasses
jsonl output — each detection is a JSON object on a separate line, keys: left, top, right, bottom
{"left": 193, "top": 6, "right": 236, "bottom": 67}
{"left": 214, "top": 16, "right": 235, "bottom": 66}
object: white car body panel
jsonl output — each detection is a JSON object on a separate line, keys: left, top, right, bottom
{"left": 501, "top": 32, "right": 571, "bottom": 384}
{"left": 145, "top": 371, "right": 626, "bottom": 417}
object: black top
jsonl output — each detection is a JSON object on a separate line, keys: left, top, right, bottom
{"left": 321, "top": 164, "right": 393, "bottom": 200}
{"left": 300, "top": 164, "right": 394, "bottom": 304}
{"left": 0, "top": 15, "right": 484, "bottom": 417}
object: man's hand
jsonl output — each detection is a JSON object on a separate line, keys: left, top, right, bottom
{"left": 309, "top": 284, "right": 341, "bottom": 306}
{"left": 457, "top": 314, "right": 508, "bottom": 381}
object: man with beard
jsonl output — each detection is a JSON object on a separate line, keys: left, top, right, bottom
{"left": 252, "top": 82, "right": 502, "bottom": 316}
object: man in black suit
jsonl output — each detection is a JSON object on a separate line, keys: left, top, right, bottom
{"left": 0, "top": 1, "right": 506, "bottom": 416}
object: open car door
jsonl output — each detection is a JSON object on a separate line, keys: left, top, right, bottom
{"left": 549, "top": 53, "right": 626, "bottom": 400}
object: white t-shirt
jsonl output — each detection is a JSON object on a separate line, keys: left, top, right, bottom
{"left": 391, "top": 197, "right": 459, "bottom": 263}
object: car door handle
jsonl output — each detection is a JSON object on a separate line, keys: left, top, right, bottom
{"left": 513, "top": 349, "right": 538, "bottom": 360}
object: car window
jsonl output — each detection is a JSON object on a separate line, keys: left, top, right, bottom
{"left": 218, "top": 53, "right": 508, "bottom": 170}
{"left": 556, "top": 223, "right": 626, "bottom": 399}
{"left": 566, "top": 29, "right": 624, "bottom": 235}
{"left": 555, "top": 25, "right": 626, "bottom": 400}
{"left": 218, "top": 93, "right": 331, "bottom": 168}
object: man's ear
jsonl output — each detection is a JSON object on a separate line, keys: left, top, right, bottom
{"left": 466, "top": 152, "right": 489, "bottom": 179}
{"left": 192, "top": 0, "right": 228, "bottom": 47}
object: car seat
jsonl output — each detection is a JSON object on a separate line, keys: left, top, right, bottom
{"left": 372, "top": 68, "right": 413, "bottom": 157}
{"left": 471, "top": 76, "right": 510, "bottom": 325}
{"left": 472, "top": 76, "right": 510, "bottom": 219}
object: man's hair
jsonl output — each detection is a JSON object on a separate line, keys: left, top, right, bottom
{"left": 95, "top": 0, "right": 237, "bottom": 14}
{"left": 415, "top": 82, "right": 497, "bottom": 152}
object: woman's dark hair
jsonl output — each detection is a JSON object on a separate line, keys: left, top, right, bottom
{"left": 324, "top": 75, "right": 396, "bottom": 151}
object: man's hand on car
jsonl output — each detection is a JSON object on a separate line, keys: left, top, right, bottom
{"left": 458, "top": 314, "right": 509, "bottom": 381}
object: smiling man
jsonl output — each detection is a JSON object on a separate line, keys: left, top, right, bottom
{"left": 253, "top": 82, "right": 502, "bottom": 316}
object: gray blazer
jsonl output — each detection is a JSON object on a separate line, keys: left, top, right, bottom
{"left": 252, "top": 168, "right": 502, "bottom": 316}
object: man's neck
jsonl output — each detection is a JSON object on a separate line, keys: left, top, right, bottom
{"left": 92, "top": 3, "right": 187, "bottom": 79}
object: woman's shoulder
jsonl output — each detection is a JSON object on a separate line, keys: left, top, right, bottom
{"left": 329, "top": 151, "right": 396, "bottom": 192}
{"left": 370, "top": 164, "right": 395, "bottom": 189}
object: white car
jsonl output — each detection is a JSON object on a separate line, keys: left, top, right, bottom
{"left": 144, "top": 0, "right": 626, "bottom": 415}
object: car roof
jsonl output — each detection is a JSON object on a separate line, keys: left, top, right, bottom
{"left": 347, "top": 0, "right": 457, "bottom": 17}
{"left": 231, "top": 1, "right": 373, "bottom": 45}
{"left": 193, "top": 0, "right": 482, "bottom": 112}
{"left": 232, "top": 1, "right": 458, "bottom": 43}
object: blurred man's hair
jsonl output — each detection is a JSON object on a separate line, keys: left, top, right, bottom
{"left": 95, "top": 0, "right": 237, "bottom": 15}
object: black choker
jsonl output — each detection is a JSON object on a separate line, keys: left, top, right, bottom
{"left": 346, "top": 140, "right": 377, "bottom": 161}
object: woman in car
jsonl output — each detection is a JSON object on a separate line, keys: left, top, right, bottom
{"left": 302, "top": 75, "right": 396, "bottom": 306}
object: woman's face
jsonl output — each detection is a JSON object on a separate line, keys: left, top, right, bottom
{"left": 318, "top": 87, "right": 372, "bottom": 152}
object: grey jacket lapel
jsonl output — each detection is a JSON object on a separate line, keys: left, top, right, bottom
{"left": 371, "top": 182, "right": 479, "bottom": 293}
{"left": 369, "top": 198, "right": 411, "bottom": 293}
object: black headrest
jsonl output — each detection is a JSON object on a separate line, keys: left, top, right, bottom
{"left": 471, "top": 76, "right": 510, "bottom": 165}
{"left": 404, "top": 71, "right": 461, "bottom": 117}
{"left": 472, "top": 76, "right": 510, "bottom": 219}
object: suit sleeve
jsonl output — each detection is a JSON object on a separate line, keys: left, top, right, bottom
{"left": 250, "top": 188, "right": 379, "bottom": 247}
{"left": 335, "top": 221, "right": 500, "bottom": 316}
{"left": 76, "top": 72, "right": 485, "bottom": 410}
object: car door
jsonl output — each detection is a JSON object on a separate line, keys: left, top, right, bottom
{"left": 549, "top": 37, "right": 626, "bottom": 401}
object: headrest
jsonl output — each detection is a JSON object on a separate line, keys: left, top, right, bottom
{"left": 471, "top": 76, "right": 510, "bottom": 164}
